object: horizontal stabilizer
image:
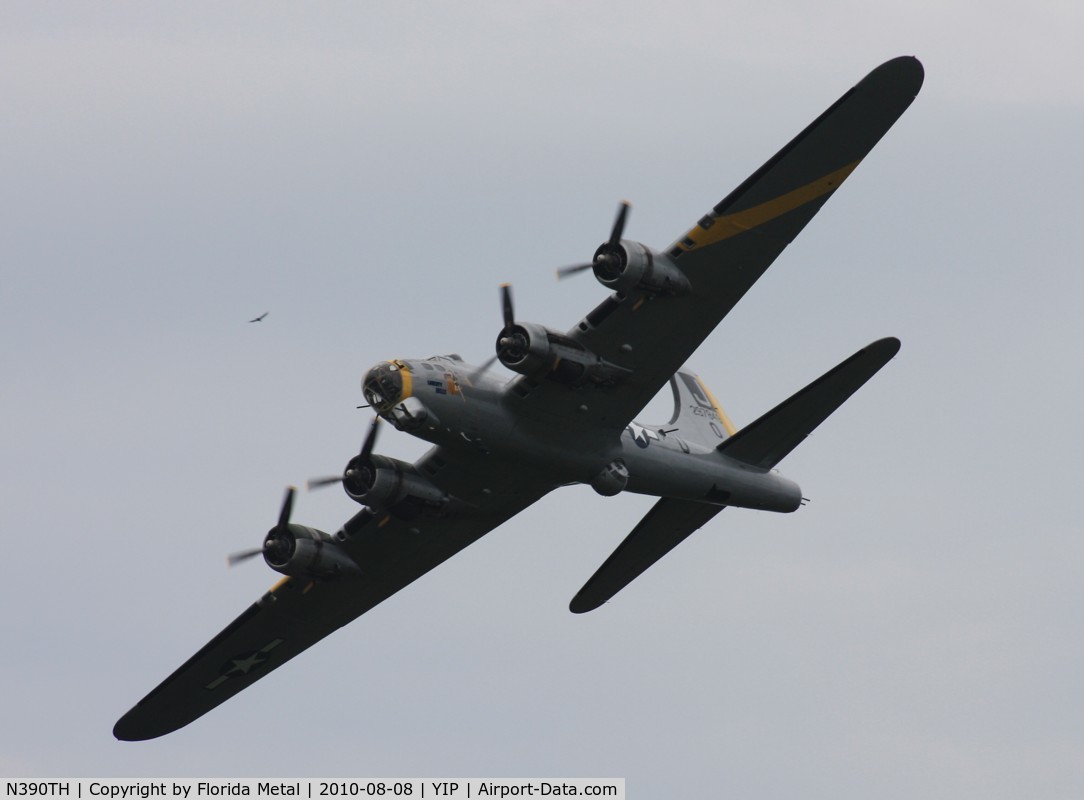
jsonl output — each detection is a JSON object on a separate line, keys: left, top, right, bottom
{"left": 717, "top": 337, "right": 900, "bottom": 469}
{"left": 570, "top": 498, "right": 724, "bottom": 613}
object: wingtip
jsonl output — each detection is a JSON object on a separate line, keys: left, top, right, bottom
{"left": 871, "top": 55, "right": 925, "bottom": 96}
{"left": 869, "top": 336, "right": 902, "bottom": 358}
{"left": 112, "top": 714, "right": 152, "bottom": 742}
{"left": 568, "top": 594, "right": 601, "bottom": 614}
{"left": 113, "top": 700, "right": 199, "bottom": 741}
{"left": 899, "top": 55, "right": 925, "bottom": 90}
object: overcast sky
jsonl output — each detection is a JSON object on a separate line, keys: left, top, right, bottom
{"left": 3, "top": 2, "right": 1083, "bottom": 797}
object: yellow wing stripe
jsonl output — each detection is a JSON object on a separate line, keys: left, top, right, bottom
{"left": 675, "top": 161, "right": 860, "bottom": 252}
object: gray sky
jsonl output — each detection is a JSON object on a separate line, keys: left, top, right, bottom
{"left": 3, "top": 2, "right": 1083, "bottom": 797}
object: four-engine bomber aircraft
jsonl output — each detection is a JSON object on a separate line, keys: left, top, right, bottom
{"left": 114, "top": 56, "right": 923, "bottom": 740}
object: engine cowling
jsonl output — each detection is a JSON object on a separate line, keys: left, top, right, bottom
{"left": 593, "top": 240, "right": 691, "bottom": 296}
{"left": 263, "top": 524, "right": 360, "bottom": 578}
{"left": 495, "top": 321, "right": 551, "bottom": 379}
{"left": 342, "top": 453, "right": 448, "bottom": 511}
{"left": 496, "top": 322, "right": 630, "bottom": 386}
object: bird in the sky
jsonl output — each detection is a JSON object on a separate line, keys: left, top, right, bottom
{"left": 248, "top": 312, "right": 269, "bottom": 323}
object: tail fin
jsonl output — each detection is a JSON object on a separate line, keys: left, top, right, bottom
{"left": 667, "top": 369, "right": 738, "bottom": 445}
{"left": 717, "top": 337, "right": 900, "bottom": 469}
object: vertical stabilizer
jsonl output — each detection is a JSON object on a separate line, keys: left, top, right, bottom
{"left": 667, "top": 370, "right": 738, "bottom": 446}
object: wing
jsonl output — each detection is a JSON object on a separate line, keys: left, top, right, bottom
{"left": 515, "top": 57, "right": 922, "bottom": 434}
{"left": 114, "top": 448, "right": 552, "bottom": 741}
{"left": 569, "top": 498, "right": 724, "bottom": 613}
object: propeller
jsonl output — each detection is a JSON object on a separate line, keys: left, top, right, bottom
{"left": 307, "top": 416, "right": 381, "bottom": 491}
{"left": 469, "top": 284, "right": 520, "bottom": 381}
{"left": 227, "top": 486, "right": 296, "bottom": 567}
{"left": 556, "top": 201, "right": 630, "bottom": 280}
{"left": 495, "top": 284, "right": 530, "bottom": 361}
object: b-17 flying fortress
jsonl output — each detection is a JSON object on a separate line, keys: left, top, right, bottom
{"left": 115, "top": 56, "right": 923, "bottom": 740}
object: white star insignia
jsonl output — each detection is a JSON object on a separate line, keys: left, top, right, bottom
{"left": 229, "top": 652, "right": 266, "bottom": 674}
{"left": 627, "top": 422, "right": 659, "bottom": 446}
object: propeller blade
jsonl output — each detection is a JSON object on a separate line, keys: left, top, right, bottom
{"left": 500, "top": 283, "right": 515, "bottom": 328}
{"left": 307, "top": 417, "right": 381, "bottom": 492}
{"left": 554, "top": 202, "right": 631, "bottom": 281}
{"left": 227, "top": 486, "right": 296, "bottom": 568}
{"left": 470, "top": 283, "right": 519, "bottom": 380}
{"left": 276, "top": 486, "right": 296, "bottom": 531}
{"left": 306, "top": 475, "right": 343, "bottom": 491}
{"left": 556, "top": 262, "right": 595, "bottom": 280}
{"left": 468, "top": 353, "right": 500, "bottom": 382}
{"left": 227, "top": 547, "right": 264, "bottom": 567}
{"left": 608, "top": 201, "right": 630, "bottom": 248}
{"left": 359, "top": 416, "right": 381, "bottom": 461}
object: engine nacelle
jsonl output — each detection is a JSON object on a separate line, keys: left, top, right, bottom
{"left": 593, "top": 240, "right": 691, "bottom": 296}
{"left": 497, "top": 322, "right": 630, "bottom": 386}
{"left": 342, "top": 454, "right": 448, "bottom": 511}
{"left": 590, "top": 459, "right": 629, "bottom": 497}
{"left": 263, "top": 524, "right": 360, "bottom": 578}
{"left": 496, "top": 321, "right": 552, "bottom": 379}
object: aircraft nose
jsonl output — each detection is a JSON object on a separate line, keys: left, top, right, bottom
{"left": 362, "top": 361, "right": 407, "bottom": 412}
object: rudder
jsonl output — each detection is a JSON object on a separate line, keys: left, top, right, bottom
{"left": 666, "top": 369, "right": 738, "bottom": 446}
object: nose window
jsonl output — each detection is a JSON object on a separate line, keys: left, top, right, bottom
{"left": 363, "top": 363, "right": 405, "bottom": 412}
{"left": 363, "top": 381, "right": 385, "bottom": 408}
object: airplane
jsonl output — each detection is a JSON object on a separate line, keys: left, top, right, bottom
{"left": 114, "top": 55, "right": 924, "bottom": 741}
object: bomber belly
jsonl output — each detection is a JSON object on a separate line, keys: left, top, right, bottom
{"left": 371, "top": 360, "right": 802, "bottom": 511}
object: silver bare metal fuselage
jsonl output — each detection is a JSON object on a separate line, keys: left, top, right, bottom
{"left": 364, "top": 356, "right": 801, "bottom": 514}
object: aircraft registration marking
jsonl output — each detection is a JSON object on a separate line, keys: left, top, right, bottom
{"left": 694, "top": 377, "right": 737, "bottom": 436}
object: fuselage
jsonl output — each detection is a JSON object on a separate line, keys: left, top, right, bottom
{"left": 362, "top": 356, "right": 802, "bottom": 514}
